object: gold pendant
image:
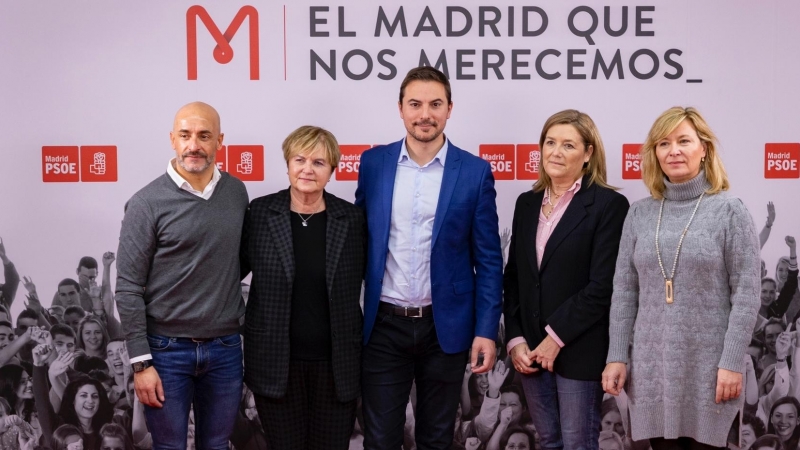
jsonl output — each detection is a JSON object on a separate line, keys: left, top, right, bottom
{"left": 665, "top": 279, "right": 673, "bottom": 304}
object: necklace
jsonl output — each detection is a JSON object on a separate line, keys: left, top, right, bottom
{"left": 293, "top": 201, "right": 322, "bottom": 227}
{"left": 543, "top": 187, "right": 565, "bottom": 218}
{"left": 655, "top": 192, "right": 704, "bottom": 304}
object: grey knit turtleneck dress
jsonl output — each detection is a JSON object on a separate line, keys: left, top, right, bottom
{"left": 607, "top": 171, "right": 761, "bottom": 447}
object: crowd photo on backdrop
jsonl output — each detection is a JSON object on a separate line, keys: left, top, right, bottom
{"left": 0, "top": 76, "right": 797, "bottom": 450}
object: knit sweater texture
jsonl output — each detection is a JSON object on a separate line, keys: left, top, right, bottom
{"left": 607, "top": 172, "right": 760, "bottom": 447}
{"left": 116, "top": 172, "right": 249, "bottom": 359}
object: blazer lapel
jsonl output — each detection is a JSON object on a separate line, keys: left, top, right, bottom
{"left": 380, "top": 142, "right": 402, "bottom": 245}
{"left": 267, "top": 191, "right": 295, "bottom": 285}
{"left": 324, "top": 193, "right": 348, "bottom": 298}
{"left": 432, "top": 142, "right": 461, "bottom": 249}
{"left": 520, "top": 191, "right": 544, "bottom": 279}
{"left": 539, "top": 179, "right": 594, "bottom": 273}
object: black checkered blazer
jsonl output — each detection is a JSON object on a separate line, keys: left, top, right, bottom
{"left": 240, "top": 188, "right": 366, "bottom": 402}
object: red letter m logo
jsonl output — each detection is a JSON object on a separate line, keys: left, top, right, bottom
{"left": 187, "top": 5, "right": 259, "bottom": 80}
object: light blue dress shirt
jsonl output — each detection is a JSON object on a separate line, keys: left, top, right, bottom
{"left": 379, "top": 139, "right": 449, "bottom": 307}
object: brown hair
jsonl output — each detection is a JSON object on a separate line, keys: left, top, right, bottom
{"left": 399, "top": 66, "right": 451, "bottom": 104}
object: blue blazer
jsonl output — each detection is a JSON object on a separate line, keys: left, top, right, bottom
{"left": 355, "top": 139, "right": 503, "bottom": 354}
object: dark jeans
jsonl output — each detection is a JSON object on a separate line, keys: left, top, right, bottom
{"left": 361, "top": 311, "right": 468, "bottom": 450}
{"left": 520, "top": 370, "right": 604, "bottom": 450}
{"left": 145, "top": 333, "right": 243, "bottom": 450}
{"left": 650, "top": 437, "right": 725, "bottom": 450}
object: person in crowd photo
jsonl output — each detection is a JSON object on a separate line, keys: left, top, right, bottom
{"left": 98, "top": 423, "right": 135, "bottom": 450}
{"left": 735, "top": 413, "right": 767, "bottom": 450}
{"left": 50, "top": 424, "right": 85, "bottom": 450}
{"left": 0, "top": 237, "right": 20, "bottom": 309}
{"left": 240, "top": 125, "right": 364, "bottom": 449}
{"left": 603, "top": 107, "right": 761, "bottom": 449}
{"left": 766, "top": 397, "right": 800, "bottom": 450}
{"left": 115, "top": 101, "right": 248, "bottom": 448}
{"left": 77, "top": 317, "right": 109, "bottom": 359}
{"left": 503, "top": 109, "right": 629, "bottom": 450}
{"left": 355, "top": 66, "right": 504, "bottom": 450}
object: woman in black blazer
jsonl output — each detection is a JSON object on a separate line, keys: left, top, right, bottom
{"left": 240, "top": 126, "right": 365, "bottom": 450}
{"left": 503, "top": 110, "right": 629, "bottom": 450}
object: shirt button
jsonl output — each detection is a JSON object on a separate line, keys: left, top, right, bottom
{"left": 416, "top": 193, "right": 420, "bottom": 197}
{"left": 546, "top": 222, "right": 551, "bottom": 226}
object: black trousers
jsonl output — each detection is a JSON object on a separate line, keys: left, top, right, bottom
{"left": 361, "top": 310, "right": 468, "bottom": 450}
{"left": 255, "top": 360, "right": 356, "bottom": 450}
{"left": 650, "top": 437, "right": 725, "bottom": 450}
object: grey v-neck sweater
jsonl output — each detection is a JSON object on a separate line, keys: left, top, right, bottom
{"left": 116, "top": 172, "right": 249, "bottom": 359}
{"left": 607, "top": 172, "right": 760, "bottom": 447}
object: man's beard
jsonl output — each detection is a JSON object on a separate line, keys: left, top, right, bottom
{"left": 178, "top": 151, "right": 213, "bottom": 173}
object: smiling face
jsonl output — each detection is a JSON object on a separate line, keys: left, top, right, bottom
{"left": 106, "top": 341, "right": 125, "bottom": 375}
{"left": 287, "top": 144, "right": 333, "bottom": 198}
{"left": 765, "top": 323, "right": 783, "bottom": 354}
{"left": 82, "top": 322, "right": 104, "bottom": 351}
{"left": 761, "top": 279, "right": 778, "bottom": 306}
{"left": 54, "top": 334, "right": 77, "bottom": 355}
{"left": 399, "top": 80, "right": 452, "bottom": 148}
{"left": 541, "top": 123, "right": 592, "bottom": 186}
{"left": 16, "top": 370, "right": 33, "bottom": 400}
{"left": 655, "top": 119, "right": 707, "bottom": 184}
{"left": 169, "top": 102, "right": 223, "bottom": 178}
{"left": 74, "top": 383, "right": 100, "bottom": 420}
{"left": 772, "top": 403, "right": 800, "bottom": 441}
{"left": 741, "top": 423, "right": 756, "bottom": 449}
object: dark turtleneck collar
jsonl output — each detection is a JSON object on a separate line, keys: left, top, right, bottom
{"left": 663, "top": 170, "right": 710, "bottom": 201}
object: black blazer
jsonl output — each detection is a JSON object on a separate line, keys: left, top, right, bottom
{"left": 503, "top": 177, "right": 629, "bottom": 380}
{"left": 240, "top": 189, "right": 365, "bottom": 401}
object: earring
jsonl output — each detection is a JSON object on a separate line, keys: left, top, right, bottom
{"left": 701, "top": 157, "right": 706, "bottom": 163}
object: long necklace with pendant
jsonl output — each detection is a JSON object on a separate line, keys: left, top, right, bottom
{"left": 294, "top": 201, "right": 322, "bottom": 227}
{"left": 655, "top": 192, "right": 704, "bottom": 304}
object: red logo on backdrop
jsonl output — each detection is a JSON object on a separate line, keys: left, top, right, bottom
{"left": 516, "top": 144, "right": 540, "bottom": 181}
{"left": 765, "top": 143, "right": 800, "bottom": 179}
{"left": 186, "top": 6, "right": 260, "bottom": 80}
{"left": 226, "top": 145, "right": 264, "bottom": 181}
{"left": 80, "top": 146, "right": 118, "bottom": 182}
{"left": 622, "top": 144, "right": 643, "bottom": 180}
{"left": 336, "top": 145, "right": 371, "bottom": 181}
{"left": 215, "top": 146, "right": 227, "bottom": 172}
{"left": 479, "top": 145, "right": 515, "bottom": 180}
{"left": 42, "top": 146, "right": 80, "bottom": 182}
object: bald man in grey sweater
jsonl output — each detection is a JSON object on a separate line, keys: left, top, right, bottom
{"left": 116, "top": 102, "right": 248, "bottom": 448}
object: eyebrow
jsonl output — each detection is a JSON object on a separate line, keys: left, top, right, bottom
{"left": 177, "top": 129, "right": 213, "bottom": 135}
{"left": 406, "top": 97, "right": 444, "bottom": 104}
{"left": 545, "top": 136, "right": 577, "bottom": 143}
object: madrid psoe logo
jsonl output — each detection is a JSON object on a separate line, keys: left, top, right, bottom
{"left": 187, "top": 5, "right": 260, "bottom": 80}
{"left": 336, "top": 145, "right": 372, "bottom": 181}
{"left": 224, "top": 145, "right": 264, "bottom": 181}
{"left": 622, "top": 144, "right": 643, "bottom": 180}
{"left": 42, "top": 146, "right": 117, "bottom": 182}
{"left": 479, "top": 144, "right": 540, "bottom": 181}
{"left": 765, "top": 143, "right": 800, "bottom": 179}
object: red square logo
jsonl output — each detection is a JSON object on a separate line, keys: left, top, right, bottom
{"left": 515, "top": 144, "right": 540, "bottom": 180}
{"left": 215, "top": 146, "right": 227, "bottom": 172}
{"left": 336, "top": 145, "right": 370, "bottom": 181}
{"left": 80, "top": 146, "right": 118, "bottom": 182}
{"left": 227, "top": 145, "right": 264, "bottom": 181}
{"left": 42, "top": 146, "right": 80, "bottom": 182}
{"left": 479, "top": 145, "right": 515, "bottom": 180}
{"left": 622, "top": 144, "right": 643, "bottom": 180}
{"left": 765, "top": 143, "right": 800, "bottom": 179}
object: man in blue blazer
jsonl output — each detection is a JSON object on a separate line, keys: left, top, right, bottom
{"left": 355, "top": 66, "right": 503, "bottom": 449}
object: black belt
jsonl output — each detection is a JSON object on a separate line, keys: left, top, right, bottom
{"left": 173, "top": 337, "right": 215, "bottom": 343}
{"left": 379, "top": 302, "right": 433, "bottom": 318}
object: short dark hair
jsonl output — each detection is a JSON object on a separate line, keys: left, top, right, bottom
{"left": 58, "top": 278, "right": 80, "bottom": 292}
{"left": 73, "top": 354, "right": 108, "bottom": 374}
{"left": 743, "top": 412, "right": 766, "bottom": 438}
{"left": 17, "top": 309, "right": 38, "bottom": 325}
{"left": 63, "top": 306, "right": 86, "bottom": 317}
{"left": 51, "top": 323, "right": 77, "bottom": 340}
{"left": 0, "top": 320, "right": 13, "bottom": 330}
{"left": 500, "top": 384, "right": 527, "bottom": 410}
{"left": 399, "top": 66, "right": 451, "bottom": 105}
{"left": 77, "top": 256, "right": 98, "bottom": 271}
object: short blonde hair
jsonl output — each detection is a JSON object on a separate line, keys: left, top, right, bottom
{"left": 533, "top": 109, "right": 616, "bottom": 193}
{"left": 282, "top": 126, "right": 341, "bottom": 170}
{"left": 641, "top": 107, "right": 729, "bottom": 199}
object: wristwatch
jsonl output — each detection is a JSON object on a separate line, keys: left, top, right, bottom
{"left": 132, "top": 360, "right": 153, "bottom": 373}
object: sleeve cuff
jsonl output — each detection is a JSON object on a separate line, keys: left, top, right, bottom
{"left": 129, "top": 354, "right": 152, "bottom": 363}
{"left": 506, "top": 337, "right": 527, "bottom": 354}
{"left": 545, "top": 325, "right": 565, "bottom": 348}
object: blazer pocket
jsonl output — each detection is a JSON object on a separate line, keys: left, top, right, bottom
{"left": 453, "top": 278, "right": 475, "bottom": 295}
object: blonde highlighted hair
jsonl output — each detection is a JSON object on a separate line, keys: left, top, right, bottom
{"left": 282, "top": 125, "right": 341, "bottom": 171}
{"left": 640, "top": 107, "right": 729, "bottom": 199}
{"left": 533, "top": 109, "right": 615, "bottom": 193}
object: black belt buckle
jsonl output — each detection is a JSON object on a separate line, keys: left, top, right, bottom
{"left": 191, "top": 337, "right": 213, "bottom": 343}
{"left": 404, "top": 306, "right": 424, "bottom": 318}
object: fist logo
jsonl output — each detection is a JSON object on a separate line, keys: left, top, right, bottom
{"left": 524, "top": 150, "right": 540, "bottom": 173}
{"left": 237, "top": 152, "right": 253, "bottom": 175}
{"left": 89, "top": 152, "right": 106, "bottom": 175}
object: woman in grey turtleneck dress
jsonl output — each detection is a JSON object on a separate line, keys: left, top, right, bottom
{"left": 602, "top": 107, "right": 760, "bottom": 450}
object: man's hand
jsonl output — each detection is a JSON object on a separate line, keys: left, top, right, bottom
{"left": 49, "top": 351, "right": 76, "bottom": 376}
{"left": 509, "top": 342, "right": 538, "bottom": 375}
{"left": 21, "top": 276, "right": 36, "bottom": 295}
{"left": 767, "top": 201, "right": 776, "bottom": 227}
{"left": 135, "top": 366, "right": 165, "bottom": 408}
{"left": 465, "top": 437, "right": 482, "bottom": 450}
{"left": 32, "top": 343, "right": 51, "bottom": 367}
{"left": 470, "top": 336, "right": 497, "bottom": 374}
{"left": 103, "top": 251, "right": 116, "bottom": 267}
{"left": 486, "top": 360, "right": 509, "bottom": 398}
{"left": 30, "top": 327, "right": 51, "bottom": 346}
{"left": 715, "top": 368, "right": 742, "bottom": 403}
{"left": 776, "top": 332, "right": 792, "bottom": 361}
{"left": 88, "top": 280, "right": 102, "bottom": 299}
{"left": 787, "top": 235, "right": 796, "bottom": 250}
{"left": 602, "top": 362, "right": 627, "bottom": 396}
{"left": 530, "top": 335, "right": 561, "bottom": 372}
